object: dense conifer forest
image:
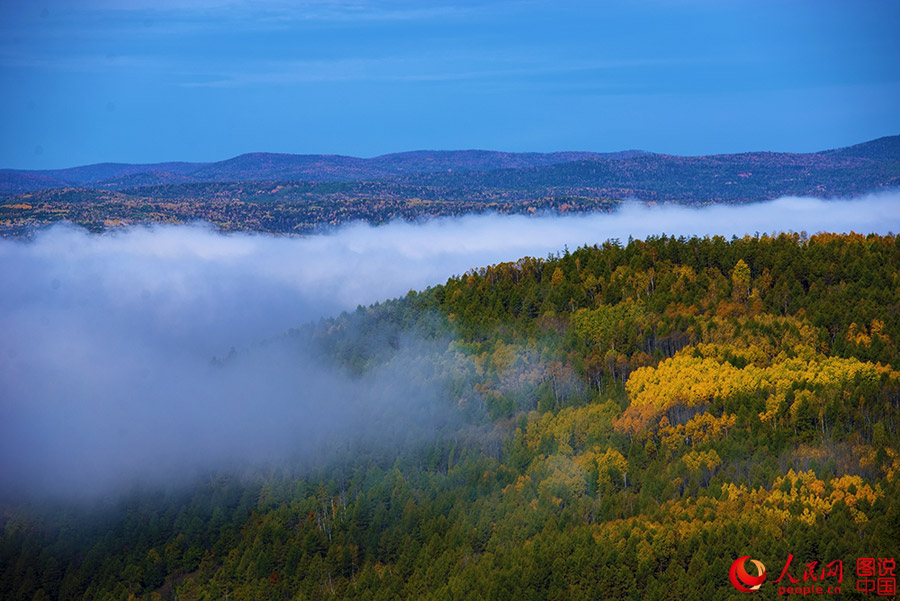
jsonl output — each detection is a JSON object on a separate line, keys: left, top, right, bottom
{"left": 2, "top": 232, "right": 899, "bottom": 600}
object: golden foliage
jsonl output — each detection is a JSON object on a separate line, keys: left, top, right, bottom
{"left": 846, "top": 319, "right": 891, "bottom": 349}
{"left": 523, "top": 401, "right": 618, "bottom": 454}
{"left": 595, "top": 449, "right": 628, "bottom": 487}
{"left": 660, "top": 413, "right": 736, "bottom": 454}
{"left": 682, "top": 449, "right": 721, "bottom": 473}
{"left": 627, "top": 343, "right": 897, "bottom": 415}
{"left": 857, "top": 444, "right": 900, "bottom": 481}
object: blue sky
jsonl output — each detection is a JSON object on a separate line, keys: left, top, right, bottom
{"left": 1, "top": 0, "right": 898, "bottom": 168}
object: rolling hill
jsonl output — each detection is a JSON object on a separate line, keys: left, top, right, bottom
{"left": 1, "top": 136, "right": 897, "bottom": 236}
{"left": 0, "top": 150, "right": 638, "bottom": 196}
{"left": 2, "top": 136, "right": 896, "bottom": 199}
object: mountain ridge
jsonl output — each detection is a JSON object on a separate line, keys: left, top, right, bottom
{"left": 2, "top": 135, "right": 896, "bottom": 198}
{"left": 2, "top": 135, "right": 898, "bottom": 236}
{"left": 0, "top": 149, "right": 647, "bottom": 196}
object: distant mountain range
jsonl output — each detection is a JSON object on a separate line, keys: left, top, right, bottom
{"left": 0, "top": 150, "right": 645, "bottom": 197}
{"left": 1, "top": 136, "right": 897, "bottom": 236}
{"left": 2, "top": 136, "right": 897, "bottom": 201}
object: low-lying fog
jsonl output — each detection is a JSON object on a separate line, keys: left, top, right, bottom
{"left": 1, "top": 193, "right": 897, "bottom": 498}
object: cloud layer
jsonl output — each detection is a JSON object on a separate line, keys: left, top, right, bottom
{"left": 1, "top": 194, "right": 897, "bottom": 498}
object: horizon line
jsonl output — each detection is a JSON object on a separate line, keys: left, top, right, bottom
{"left": 3, "top": 133, "right": 898, "bottom": 172}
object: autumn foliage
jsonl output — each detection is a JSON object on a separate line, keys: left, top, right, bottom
{"left": 3, "top": 232, "right": 899, "bottom": 601}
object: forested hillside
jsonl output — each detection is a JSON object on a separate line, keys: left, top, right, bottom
{"left": 2, "top": 233, "right": 899, "bottom": 600}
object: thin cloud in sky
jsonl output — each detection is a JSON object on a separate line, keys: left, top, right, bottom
{"left": 53, "top": 0, "right": 478, "bottom": 23}
{"left": 176, "top": 54, "right": 708, "bottom": 88}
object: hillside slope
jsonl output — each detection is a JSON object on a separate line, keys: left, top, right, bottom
{"left": 2, "top": 233, "right": 898, "bottom": 600}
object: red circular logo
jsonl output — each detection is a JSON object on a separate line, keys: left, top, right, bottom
{"left": 730, "top": 556, "right": 767, "bottom": 593}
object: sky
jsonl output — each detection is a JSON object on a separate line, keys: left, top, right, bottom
{"left": 0, "top": 0, "right": 898, "bottom": 169}
{"left": 1, "top": 194, "right": 898, "bottom": 497}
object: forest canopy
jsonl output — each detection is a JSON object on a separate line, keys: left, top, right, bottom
{"left": 2, "top": 231, "right": 899, "bottom": 600}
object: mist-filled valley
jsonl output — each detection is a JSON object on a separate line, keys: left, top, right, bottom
{"left": 1, "top": 194, "right": 900, "bottom": 600}
{"left": 2, "top": 194, "right": 897, "bottom": 498}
